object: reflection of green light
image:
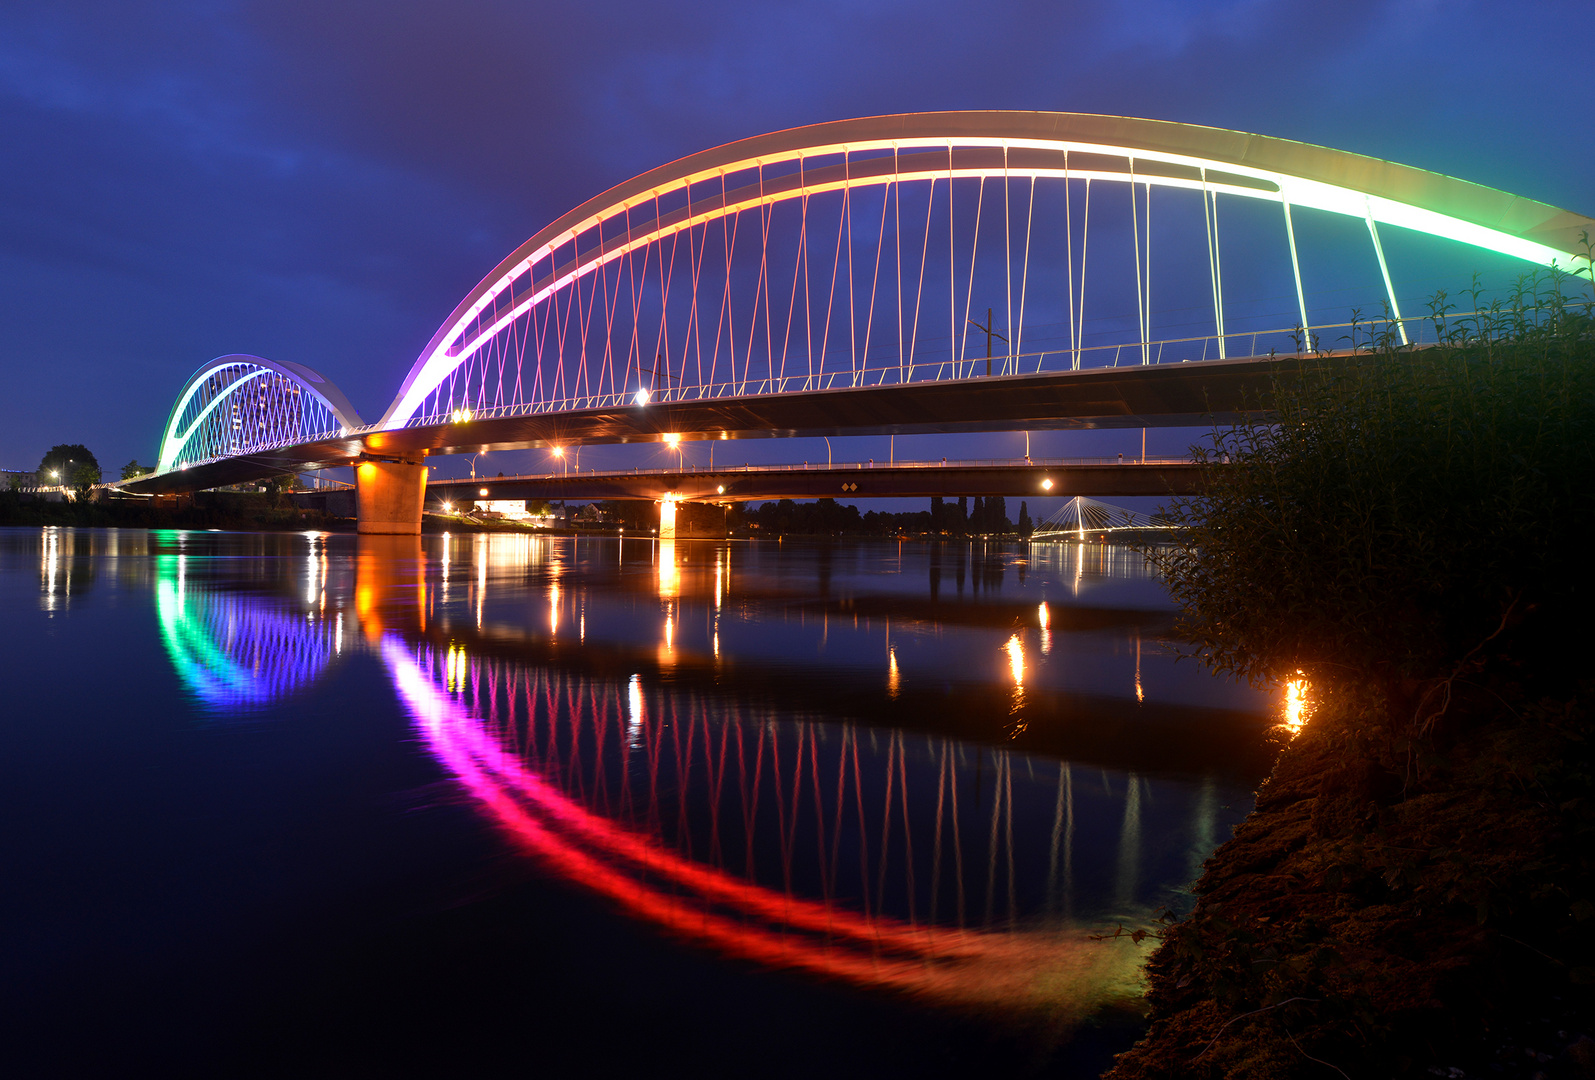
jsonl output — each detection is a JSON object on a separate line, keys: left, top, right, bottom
{"left": 156, "top": 577, "right": 260, "bottom": 705}
{"left": 154, "top": 557, "right": 335, "bottom": 710}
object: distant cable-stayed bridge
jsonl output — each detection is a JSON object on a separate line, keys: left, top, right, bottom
{"left": 122, "top": 112, "right": 1594, "bottom": 533}
{"left": 1031, "top": 496, "right": 1179, "bottom": 541}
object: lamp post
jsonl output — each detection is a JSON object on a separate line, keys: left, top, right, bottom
{"left": 468, "top": 452, "right": 487, "bottom": 480}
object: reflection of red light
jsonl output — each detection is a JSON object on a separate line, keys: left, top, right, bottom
{"left": 381, "top": 638, "right": 1131, "bottom": 1004}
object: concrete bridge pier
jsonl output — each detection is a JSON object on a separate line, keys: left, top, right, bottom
{"left": 356, "top": 457, "right": 427, "bottom": 535}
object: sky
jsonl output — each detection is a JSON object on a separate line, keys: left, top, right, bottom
{"left": 0, "top": 0, "right": 1590, "bottom": 494}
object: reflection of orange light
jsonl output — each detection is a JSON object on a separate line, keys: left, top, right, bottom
{"left": 1005, "top": 634, "right": 1025, "bottom": 687}
{"left": 657, "top": 539, "right": 679, "bottom": 597}
{"left": 887, "top": 646, "right": 900, "bottom": 697}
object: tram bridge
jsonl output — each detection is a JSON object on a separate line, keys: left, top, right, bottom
{"left": 124, "top": 111, "right": 1593, "bottom": 534}
{"left": 430, "top": 456, "right": 1203, "bottom": 504}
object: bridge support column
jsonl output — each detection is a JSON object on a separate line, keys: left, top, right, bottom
{"left": 658, "top": 497, "right": 677, "bottom": 540}
{"left": 357, "top": 458, "right": 426, "bottom": 535}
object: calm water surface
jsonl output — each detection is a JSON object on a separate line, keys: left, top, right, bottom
{"left": 0, "top": 527, "right": 1279, "bottom": 1077}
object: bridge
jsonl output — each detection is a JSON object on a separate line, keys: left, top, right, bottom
{"left": 126, "top": 111, "right": 1593, "bottom": 534}
{"left": 134, "top": 528, "right": 1267, "bottom": 1011}
{"left": 432, "top": 456, "right": 1202, "bottom": 504}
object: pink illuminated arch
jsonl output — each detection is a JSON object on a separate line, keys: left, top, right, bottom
{"left": 380, "top": 111, "right": 1593, "bottom": 429}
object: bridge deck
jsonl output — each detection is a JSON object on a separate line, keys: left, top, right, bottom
{"left": 126, "top": 353, "right": 1291, "bottom": 495}
{"left": 440, "top": 457, "right": 1205, "bottom": 502}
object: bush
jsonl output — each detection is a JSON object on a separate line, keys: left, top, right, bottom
{"left": 1152, "top": 270, "right": 1595, "bottom": 717}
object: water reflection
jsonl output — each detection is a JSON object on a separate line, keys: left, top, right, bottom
{"left": 154, "top": 539, "right": 348, "bottom": 711}
{"left": 119, "top": 531, "right": 1270, "bottom": 1022}
{"left": 379, "top": 635, "right": 1233, "bottom": 1013}
{"left": 38, "top": 526, "right": 109, "bottom": 612}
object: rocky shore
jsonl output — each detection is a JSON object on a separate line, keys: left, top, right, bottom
{"left": 1105, "top": 682, "right": 1595, "bottom": 1079}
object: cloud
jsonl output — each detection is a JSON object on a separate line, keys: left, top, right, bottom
{"left": 0, "top": 0, "right": 1587, "bottom": 469}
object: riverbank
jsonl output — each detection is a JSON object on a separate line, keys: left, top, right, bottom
{"left": 1103, "top": 660, "right": 1595, "bottom": 1079}
{"left": 0, "top": 493, "right": 351, "bottom": 531}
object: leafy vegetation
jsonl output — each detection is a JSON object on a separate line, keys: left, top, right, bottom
{"left": 36, "top": 443, "right": 98, "bottom": 487}
{"left": 1110, "top": 267, "right": 1595, "bottom": 1079}
{"left": 1152, "top": 267, "right": 1595, "bottom": 721}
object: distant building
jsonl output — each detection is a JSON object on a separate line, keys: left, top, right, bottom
{"left": 478, "top": 499, "right": 531, "bottom": 520}
{"left": 2, "top": 471, "right": 36, "bottom": 491}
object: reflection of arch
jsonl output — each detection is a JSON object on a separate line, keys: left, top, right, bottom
{"left": 156, "top": 558, "right": 343, "bottom": 709}
{"left": 157, "top": 354, "right": 365, "bottom": 474}
{"left": 383, "top": 111, "right": 1593, "bottom": 428}
{"left": 381, "top": 636, "right": 1215, "bottom": 1011}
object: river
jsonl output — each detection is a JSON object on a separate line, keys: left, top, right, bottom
{"left": 0, "top": 527, "right": 1279, "bottom": 1077}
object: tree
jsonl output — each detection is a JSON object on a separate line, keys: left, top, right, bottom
{"left": 69, "top": 461, "right": 101, "bottom": 501}
{"left": 930, "top": 496, "right": 945, "bottom": 534}
{"left": 120, "top": 460, "right": 150, "bottom": 480}
{"left": 989, "top": 495, "right": 1009, "bottom": 533}
{"left": 1152, "top": 283, "right": 1594, "bottom": 715}
{"left": 265, "top": 473, "right": 303, "bottom": 500}
{"left": 38, "top": 444, "right": 98, "bottom": 487}
{"left": 1017, "top": 501, "right": 1032, "bottom": 536}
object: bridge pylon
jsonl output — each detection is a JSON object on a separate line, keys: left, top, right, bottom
{"left": 356, "top": 457, "right": 427, "bottom": 535}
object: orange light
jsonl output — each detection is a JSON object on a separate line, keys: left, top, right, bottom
{"left": 1281, "top": 675, "right": 1311, "bottom": 737}
{"left": 664, "top": 433, "right": 681, "bottom": 448}
{"left": 552, "top": 446, "right": 565, "bottom": 458}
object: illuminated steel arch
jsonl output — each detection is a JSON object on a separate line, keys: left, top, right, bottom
{"left": 381, "top": 111, "right": 1593, "bottom": 430}
{"left": 156, "top": 354, "right": 364, "bottom": 474}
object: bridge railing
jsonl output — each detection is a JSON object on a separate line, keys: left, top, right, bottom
{"left": 166, "top": 313, "right": 1412, "bottom": 470}
{"left": 438, "top": 455, "right": 1193, "bottom": 483}
{"left": 397, "top": 307, "right": 1551, "bottom": 430}
{"left": 161, "top": 300, "right": 1593, "bottom": 475}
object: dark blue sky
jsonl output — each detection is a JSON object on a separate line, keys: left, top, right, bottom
{"left": 1, "top": 0, "right": 1589, "bottom": 479}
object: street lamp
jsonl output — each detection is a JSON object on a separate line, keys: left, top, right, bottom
{"left": 468, "top": 451, "right": 487, "bottom": 479}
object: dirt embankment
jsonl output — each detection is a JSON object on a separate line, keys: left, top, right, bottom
{"left": 1105, "top": 685, "right": 1595, "bottom": 1080}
